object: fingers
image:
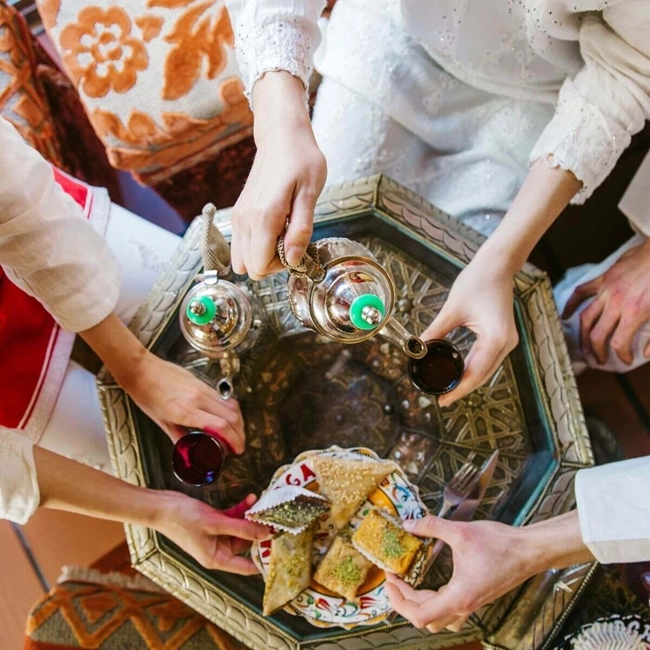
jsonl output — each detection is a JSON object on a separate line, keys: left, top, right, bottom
{"left": 438, "top": 332, "right": 513, "bottom": 408}
{"left": 403, "top": 516, "right": 457, "bottom": 544}
{"left": 198, "top": 397, "right": 245, "bottom": 454}
{"left": 249, "top": 200, "right": 288, "bottom": 280}
{"left": 420, "top": 307, "right": 459, "bottom": 344}
{"left": 427, "top": 616, "right": 460, "bottom": 634}
{"left": 222, "top": 494, "right": 257, "bottom": 519}
{"left": 231, "top": 203, "right": 246, "bottom": 276}
{"left": 284, "top": 189, "right": 316, "bottom": 267}
{"left": 212, "top": 551, "right": 260, "bottom": 576}
{"left": 578, "top": 297, "right": 604, "bottom": 358}
{"left": 610, "top": 316, "right": 644, "bottom": 366}
{"left": 385, "top": 574, "right": 462, "bottom": 629}
{"left": 589, "top": 307, "right": 619, "bottom": 365}
{"left": 208, "top": 512, "right": 270, "bottom": 541}
{"left": 562, "top": 276, "right": 602, "bottom": 319}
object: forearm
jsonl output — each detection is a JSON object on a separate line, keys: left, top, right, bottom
{"left": 523, "top": 511, "right": 595, "bottom": 573}
{"left": 476, "top": 162, "right": 582, "bottom": 275}
{"left": 78, "top": 312, "right": 147, "bottom": 392}
{"left": 33, "top": 445, "right": 173, "bottom": 529}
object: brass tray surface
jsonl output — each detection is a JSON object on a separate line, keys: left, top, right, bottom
{"left": 99, "top": 175, "right": 594, "bottom": 650}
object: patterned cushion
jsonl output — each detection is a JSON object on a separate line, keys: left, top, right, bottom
{"left": 0, "top": 1, "right": 65, "bottom": 166}
{"left": 25, "top": 578, "right": 250, "bottom": 649}
{"left": 36, "top": 0, "right": 253, "bottom": 183}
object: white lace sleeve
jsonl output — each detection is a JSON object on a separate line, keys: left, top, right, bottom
{"left": 225, "top": 0, "right": 326, "bottom": 108}
{"left": 529, "top": 3, "right": 650, "bottom": 204}
{"left": 0, "top": 427, "right": 39, "bottom": 524}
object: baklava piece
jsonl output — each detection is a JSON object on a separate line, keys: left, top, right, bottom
{"left": 352, "top": 509, "right": 425, "bottom": 583}
{"left": 314, "top": 535, "right": 373, "bottom": 601}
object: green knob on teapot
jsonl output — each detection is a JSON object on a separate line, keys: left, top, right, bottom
{"left": 349, "top": 294, "right": 386, "bottom": 330}
{"left": 186, "top": 295, "right": 216, "bottom": 326}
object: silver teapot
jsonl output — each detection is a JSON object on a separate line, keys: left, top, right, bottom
{"left": 179, "top": 205, "right": 265, "bottom": 396}
{"left": 279, "top": 236, "right": 427, "bottom": 359}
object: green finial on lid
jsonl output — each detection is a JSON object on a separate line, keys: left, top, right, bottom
{"left": 186, "top": 295, "right": 216, "bottom": 326}
{"left": 349, "top": 294, "right": 386, "bottom": 330}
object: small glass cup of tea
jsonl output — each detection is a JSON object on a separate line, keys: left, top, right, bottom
{"left": 408, "top": 339, "right": 465, "bottom": 395}
{"left": 172, "top": 430, "right": 229, "bottom": 487}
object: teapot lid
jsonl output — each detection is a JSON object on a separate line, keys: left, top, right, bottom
{"left": 349, "top": 294, "right": 386, "bottom": 330}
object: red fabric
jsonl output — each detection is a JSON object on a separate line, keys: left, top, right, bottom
{"left": 0, "top": 169, "right": 90, "bottom": 429}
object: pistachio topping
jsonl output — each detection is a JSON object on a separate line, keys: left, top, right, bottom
{"left": 381, "top": 527, "right": 405, "bottom": 558}
{"left": 332, "top": 556, "right": 362, "bottom": 586}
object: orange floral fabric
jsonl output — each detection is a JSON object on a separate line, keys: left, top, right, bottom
{"left": 0, "top": 1, "right": 64, "bottom": 166}
{"left": 26, "top": 579, "right": 250, "bottom": 649}
{"left": 36, "top": 0, "right": 253, "bottom": 181}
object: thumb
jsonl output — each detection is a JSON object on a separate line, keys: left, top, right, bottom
{"left": 403, "top": 515, "right": 458, "bottom": 542}
{"left": 421, "top": 307, "right": 459, "bottom": 343}
{"left": 284, "top": 191, "right": 315, "bottom": 267}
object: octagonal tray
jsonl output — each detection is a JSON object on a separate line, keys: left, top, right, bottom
{"left": 98, "top": 175, "right": 595, "bottom": 650}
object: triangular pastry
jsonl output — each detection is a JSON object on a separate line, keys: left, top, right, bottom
{"left": 312, "top": 455, "right": 395, "bottom": 530}
{"left": 263, "top": 526, "right": 314, "bottom": 616}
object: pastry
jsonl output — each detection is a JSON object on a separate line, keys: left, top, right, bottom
{"left": 263, "top": 526, "right": 314, "bottom": 616}
{"left": 312, "top": 455, "right": 395, "bottom": 530}
{"left": 246, "top": 486, "right": 330, "bottom": 533}
{"left": 314, "top": 534, "right": 373, "bottom": 601}
{"left": 352, "top": 509, "right": 425, "bottom": 582}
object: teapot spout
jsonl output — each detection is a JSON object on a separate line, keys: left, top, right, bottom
{"left": 377, "top": 317, "right": 427, "bottom": 359}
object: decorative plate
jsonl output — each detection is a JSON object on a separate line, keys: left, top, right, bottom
{"left": 251, "top": 445, "right": 429, "bottom": 629}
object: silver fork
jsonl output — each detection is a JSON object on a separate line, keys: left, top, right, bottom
{"left": 421, "top": 452, "right": 479, "bottom": 517}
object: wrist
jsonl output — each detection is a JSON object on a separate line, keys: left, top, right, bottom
{"left": 523, "top": 511, "right": 595, "bottom": 573}
{"left": 252, "top": 71, "right": 312, "bottom": 144}
{"left": 142, "top": 490, "right": 186, "bottom": 530}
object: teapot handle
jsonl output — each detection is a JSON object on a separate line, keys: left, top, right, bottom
{"left": 276, "top": 232, "right": 326, "bottom": 282}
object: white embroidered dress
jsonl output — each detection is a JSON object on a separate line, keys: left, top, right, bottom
{"left": 225, "top": 0, "right": 650, "bottom": 563}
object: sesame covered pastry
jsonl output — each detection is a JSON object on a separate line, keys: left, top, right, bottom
{"left": 314, "top": 535, "right": 373, "bottom": 602}
{"left": 263, "top": 526, "right": 315, "bottom": 616}
{"left": 352, "top": 509, "right": 427, "bottom": 585}
{"left": 312, "top": 456, "right": 395, "bottom": 530}
{"left": 246, "top": 486, "right": 330, "bottom": 534}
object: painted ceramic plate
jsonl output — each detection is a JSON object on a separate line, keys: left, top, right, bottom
{"left": 251, "top": 445, "right": 428, "bottom": 629}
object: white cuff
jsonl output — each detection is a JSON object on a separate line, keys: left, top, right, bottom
{"left": 234, "top": 15, "right": 319, "bottom": 109}
{"left": 575, "top": 458, "right": 650, "bottom": 564}
{"left": 0, "top": 429, "right": 40, "bottom": 524}
{"left": 529, "top": 79, "right": 630, "bottom": 205}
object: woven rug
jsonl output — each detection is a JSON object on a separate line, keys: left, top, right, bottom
{"left": 24, "top": 543, "right": 249, "bottom": 650}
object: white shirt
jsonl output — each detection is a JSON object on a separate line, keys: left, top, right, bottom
{"left": 0, "top": 115, "right": 120, "bottom": 523}
{"left": 226, "top": 0, "right": 650, "bottom": 564}
{"left": 227, "top": 0, "right": 650, "bottom": 230}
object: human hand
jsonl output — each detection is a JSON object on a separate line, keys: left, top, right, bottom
{"left": 155, "top": 492, "right": 270, "bottom": 575}
{"left": 121, "top": 351, "right": 245, "bottom": 453}
{"left": 385, "top": 512, "right": 592, "bottom": 633}
{"left": 231, "top": 71, "right": 327, "bottom": 280}
{"left": 421, "top": 258, "right": 518, "bottom": 408}
{"left": 562, "top": 237, "right": 650, "bottom": 366}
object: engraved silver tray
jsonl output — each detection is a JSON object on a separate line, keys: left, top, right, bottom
{"left": 98, "top": 175, "right": 595, "bottom": 650}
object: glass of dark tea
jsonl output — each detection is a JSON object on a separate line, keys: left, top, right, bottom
{"left": 172, "top": 430, "right": 229, "bottom": 487}
{"left": 408, "top": 339, "right": 464, "bottom": 395}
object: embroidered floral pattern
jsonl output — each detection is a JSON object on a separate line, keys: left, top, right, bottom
{"left": 33, "top": 0, "right": 252, "bottom": 180}
{"left": 135, "top": 14, "right": 163, "bottom": 42}
{"left": 59, "top": 6, "right": 148, "bottom": 97}
{"left": 162, "top": 1, "right": 233, "bottom": 100}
